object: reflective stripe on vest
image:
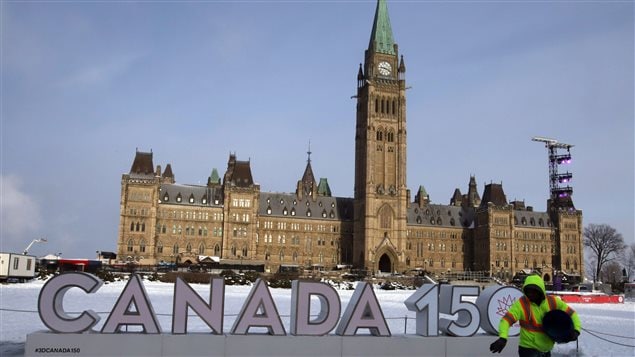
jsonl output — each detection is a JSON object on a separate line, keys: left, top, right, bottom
{"left": 517, "top": 295, "right": 557, "bottom": 334}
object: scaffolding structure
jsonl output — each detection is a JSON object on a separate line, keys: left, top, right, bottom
{"left": 531, "top": 136, "right": 575, "bottom": 209}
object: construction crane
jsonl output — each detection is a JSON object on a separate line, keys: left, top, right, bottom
{"left": 24, "top": 238, "right": 47, "bottom": 255}
{"left": 532, "top": 136, "right": 575, "bottom": 209}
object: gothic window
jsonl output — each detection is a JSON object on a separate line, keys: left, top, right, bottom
{"left": 242, "top": 247, "right": 248, "bottom": 257}
{"left": 387, "top": 131, "right": 394, "bottom": 142}
{"left": 279, "top": 249, "right": 284, "bottom": 261}
{"left": 130, "top": 222, "right": 134, "bottom": 231}
{"left": 173, "top": 244, "right": 179, "bottom": 254}
{"left": 231, "top": 245, "right": 237, "bottom": 256}
{"left": 157, "top": 242, "right": 163, "bottom": 254}
{"left": 172, "top": 225, "right": 177, "bottom": 234}
{"left": 214, "top": 244, "right": 220, "bottom": 256}
{"left": 375, "top": 98, "right": 379, "bottom": 113}
{"left": 392, "top": 99, "right": 396, "bottom": 115}
{"left": 139, "top": 239, "right": 146, "bottom": 253}
{"left": 177, "top": 225, "right": 182, "bottom": 234}
{"left": 198, "top": 243, "right": 205, "bottom": 255}
{"left": 161, "top": 225, "right": 166, "bottom": 234}
{"left": 379, "top": 205, "right": 392, "bottom": 229}
{"left": 376, "top": 130, "right": 383, "bottom": 141}
{"left": 381, "top": 99, "right": 385, "bottom": 113}
{"left": 186, "top": 243, "right": 192, "bottom": 253}
{"left": 127, "top": 239, "right": 134, "bottom": 252}
{"left": 136, "top": 222, "right": 140, "bottom": 231}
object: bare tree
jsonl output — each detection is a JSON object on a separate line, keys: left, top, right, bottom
{"left": 621, "top": 243, "right": 635, "bottom": 282}
{"left": 583, "top": 224, "right": 626, "bottom": 283}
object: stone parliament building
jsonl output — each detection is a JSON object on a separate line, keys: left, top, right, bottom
{"left": 117, "top": 0, "right": 584, "bottom": 281}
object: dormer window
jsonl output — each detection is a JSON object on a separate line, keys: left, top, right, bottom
{"left": 283, "top": 208, "right": 288, "bottom": 216}
{"left": 291, "top": 208, "right": 296, "bottom": 216}
{"left": 163, "top": 193, "right": 169, "bottom": 202}
{"left": 266, "top": 206, "right": 272, "bottom": 215}
{"left": 189, "top": 194, "right": 195, "bottom": 204}
{"left": 307, "top": 210, "right": 312, "bottom": 217}
{"left": 202, "top": 197, "right": 207, "bottom": 204}
{"left": 176, "top": 194, "right": 182, "bottom": 203}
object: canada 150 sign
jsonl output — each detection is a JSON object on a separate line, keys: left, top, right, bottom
{"left": 38, "top": 272, "right": 522, "bottom": 336}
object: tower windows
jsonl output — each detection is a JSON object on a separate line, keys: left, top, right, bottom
{"left": 375, "top": 98, "right": 379, "bottom": 113}
{"left": 376, "top": 130, "right": 383, "bottom": 141}
{"left": 387, "top": 131, "right": 394, "bottom": 142}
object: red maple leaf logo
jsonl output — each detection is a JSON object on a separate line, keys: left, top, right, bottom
{"left": 496, "top": 294, "right": 516, "bottom": 317}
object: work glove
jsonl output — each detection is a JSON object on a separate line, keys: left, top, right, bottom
{"left": 489, "top": 337, "right": 507, "bottom": 353}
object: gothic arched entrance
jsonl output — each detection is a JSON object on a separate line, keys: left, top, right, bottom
{"left": 378, "top": 254, "right": 392, "bottom": 273}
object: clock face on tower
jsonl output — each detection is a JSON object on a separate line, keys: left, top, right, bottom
{"left": 377, "top": 61, "right": 392, "bottom": 76}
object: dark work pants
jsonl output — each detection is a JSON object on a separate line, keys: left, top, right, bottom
{"left": 518, "top": 346, "right": 552, "bottom": 357}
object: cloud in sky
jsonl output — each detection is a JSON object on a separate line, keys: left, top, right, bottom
{"left": 57, "top": 53, "right": 145, "bottom": 88}
{"left": 0, "top": 175, "right": 43, "bottom": 251}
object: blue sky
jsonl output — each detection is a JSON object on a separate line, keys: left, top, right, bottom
{"left": 1, "top": 0, "right": 633, "bottom": 259}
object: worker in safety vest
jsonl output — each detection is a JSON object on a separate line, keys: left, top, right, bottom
{"left": 490, "top": 274, "right": 581, "bottom": 357}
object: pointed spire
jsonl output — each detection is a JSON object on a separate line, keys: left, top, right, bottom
{"left": 357, "top": 63, "right": 364, "bottom": 81}
{"left": 369, "top": 0, "right": 395, "bottom": 55}
{"left": 300, "top": 142, "right": 317, "bottom": 197}
{"left": 398, "top": 55, "right": 406, "bottom": 73}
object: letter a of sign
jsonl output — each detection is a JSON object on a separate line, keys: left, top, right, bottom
{"left": 101, "top": 274, "right": 161, "bottom": 333}
{"left": 335, "top": 282, "right": 390, "bottom": 336}
{"left": 230, "top": 278, "right": 286, "bottom": 335}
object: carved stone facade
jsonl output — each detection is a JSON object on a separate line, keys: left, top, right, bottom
{"left": 116, "top": 0, "right": 584, "bottom": 280}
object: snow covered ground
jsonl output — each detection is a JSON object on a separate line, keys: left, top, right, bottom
{"left": 1, "top": 278, "right": 634, "bottom": 356}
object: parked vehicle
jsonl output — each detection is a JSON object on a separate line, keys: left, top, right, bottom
{"left": 0, "top": 253, "right": 37, "bottom": 283}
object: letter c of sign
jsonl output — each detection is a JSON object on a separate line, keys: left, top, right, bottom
{"left": 38, "top": 272, "right": 103, "bottom": 333}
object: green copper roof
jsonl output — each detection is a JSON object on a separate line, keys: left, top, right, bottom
{"left": 369, "top": 0, "right": 395, "bottom": 55}
{"left": 418, "top": 185, "right": 428, "bottom": 197}
{"left": 210, "top": 168, "right": 220, "bottom": 184}
{"left": 317, "top": 178, "right": 332, "bottom": 197}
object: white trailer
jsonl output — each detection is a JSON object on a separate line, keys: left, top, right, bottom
{"left": 0, "top": 253, "right": 37, "bottom": 282}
